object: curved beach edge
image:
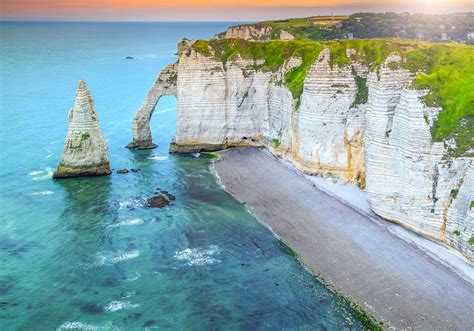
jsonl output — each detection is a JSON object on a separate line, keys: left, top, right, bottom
{"left": 210, "top": 147, "right": 474, "bottom": 330}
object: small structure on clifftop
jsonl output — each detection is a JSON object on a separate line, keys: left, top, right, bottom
{"left": 53, "top": 80, "right": 111, "bottom": 178}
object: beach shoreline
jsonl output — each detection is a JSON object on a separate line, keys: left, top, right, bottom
{"left": 212, "top": 147, "right": 474, "bottom": 330}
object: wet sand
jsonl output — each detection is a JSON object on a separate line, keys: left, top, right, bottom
{"left": 213, "top": 147, "right": 474, "bottom": 330}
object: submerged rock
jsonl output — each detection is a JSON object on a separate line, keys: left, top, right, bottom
{"left": 146, "top": 191, "right": 175, "bottom": 208}
{"left": 143, "top": 320, "right": 156, "bottom": 328}
{"left": 80, "top": 303, "right": 104, "bottom": 315}
{"left": 146, "top": 195, "right": 170, "bottom": 208}
{"left": 53, "top": 80, "right": 111, "bottom": 178}
{"left": 116, "top": 169, "right": 129, "bottom": 174}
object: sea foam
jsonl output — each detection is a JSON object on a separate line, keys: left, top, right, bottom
{"left": 57, "top": 321, "right": 119, "bottom": 331}
{"left": 32, "top": 190, "right": 54, "bottom": 196}
{"left": 147, "top": 154, "right": 169, "bottom": 161}
{"left": 175, "top": 245, "right": 221, "bottom": 266}
{"left": 110, "top": 218, "right": 144, "bottom": 227}
{"left": 95, "top": 250, "right": 140, "bottom": 266}
{"left": 30, "top": 167, "right": 53, "bottom": 181}
{"left": 104, "top": 300, "right": 140, "bottom": 312}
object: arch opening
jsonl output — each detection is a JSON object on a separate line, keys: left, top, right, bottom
{"left": 127, "top": 64, "right": 177, "bottom": 149}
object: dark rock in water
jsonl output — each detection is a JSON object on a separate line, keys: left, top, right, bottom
{"left": 80, "top": 303, "right": 104, "bottom": 315}
{"left": 126, "top": 56, "right": 134, "bottom": 59}
{"left": 143, "top": 320, "right": 156, "bottom": 328}
{"left": 116, "top": 169, "right": 129, "bottom": 174}
{"left": 165, "top": 193, "right": 176, "bottom": 201}
{"left": 146, "top": 195, "right": 170, "bottom": 208}
{"left": 102, "top": 278, "right": 119, "bottom": 287}
{"left": 130, "top": 168, "right": 139, "bottom": 172}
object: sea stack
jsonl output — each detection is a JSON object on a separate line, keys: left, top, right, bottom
{"left": 53, "top": 80, "right": 111, "bottom": 178}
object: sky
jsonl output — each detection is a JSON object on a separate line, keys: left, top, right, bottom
{"left": 1, "top": 0, "right": 472, "bottom": 21}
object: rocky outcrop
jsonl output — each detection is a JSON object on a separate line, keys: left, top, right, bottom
{"left": 213, "top": 25, "right": 294, "bottom": 41}
{"left": 215, "top": 24, "right": 273, "bottom": 41}
{"left": 130, "top": 40, "right": 473, "bottom": 261}
{"left": 279, "top": 30, "right": 295, "bottom": 40}
{"left": 53, "top": 80, "right": 111, "bottom": 178}
{"left": 127, "top": 64, "right": 177, "bottom": 149}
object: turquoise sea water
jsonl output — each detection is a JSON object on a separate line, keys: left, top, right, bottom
{"left": 0, "top": 23, "right": 364, "bottom": 330}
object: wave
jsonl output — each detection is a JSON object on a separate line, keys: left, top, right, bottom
{"left": 175, "top": 245, "right": 221, "bottom": 266}
{"left": 147, "top": 154, "right": 169, "bottom": 161}
{"left": 95, "top": 250, "right": 140, "bottom": 266}
{"left": 109, "top": 218, "right": 144, "bottom": 227}
{"left": 57, "top": 321, "right": 119, "bottom": 331}
{"left": 124, "top": 272, "right": 141, "bottom": 283}
{"left": 32, "top": 191, "right": 54, "bottom": 196}
{"left": 117, "top": 197, "right": 145, "bottom": 210}
{"left": 104, "top": 300, "right": 141, "bottom": 312}
{"left": 30, "top": 167, "right": 53, "bottom": 181}
{"left": 44, "top": 146, "right": 53, "bottom": 160}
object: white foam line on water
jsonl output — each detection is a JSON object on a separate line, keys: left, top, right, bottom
{"left": 147, "top": 154, "right": 169, "bottom": 161}
{"left": 104, "top": 300, "right": 141, "bottom": 312}
{"left": 95, "top": 250, "right": 140, "bottom": 266}
{"left": 109, "top": 218, "right": 144, "bottom": 227}
{"left": 44, "top": 146, "right": 53, "bottom": 160}
{"left": 30, "top": 167, "right": 53, "bottom": 181}
{"left": 32, "top": 191, "right": 54, "bottom": 196}
{"left": 117, "top": 197, "right": 145, "bottom": 210}
{"left": 124, "top": 272, "right": 141, "bottom": 282}
{"left": 175, "top": 245, "right": 221, "bottom": 266}
{"left": 57, "top": 321, "right": 119, "bottom": 331}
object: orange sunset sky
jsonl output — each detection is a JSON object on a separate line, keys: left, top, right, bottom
{"left": 1, "top": 0, "right": 472, "bottom": 21}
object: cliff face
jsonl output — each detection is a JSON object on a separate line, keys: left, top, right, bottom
{"left": 129, "top": 40, "right": 473, "bottom": 261}
{"left": 214, "top": 24, "right": 294, "bottom": 41}
{"left": 54, "top": 80, "right": 111, "bottom": 178}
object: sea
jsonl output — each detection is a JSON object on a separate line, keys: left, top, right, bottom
{"left": 0, "top": 22, "right": 365, "bottom": 330}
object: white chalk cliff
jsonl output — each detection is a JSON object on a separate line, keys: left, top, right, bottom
{"left": 127, "top": 64, "right": 177, "bottom": 149}
{"left": 129, "top": 40, "right": 473, "bottom": 261}
{"left": 213, "top": 24, "right": 294, "bottom": 41}
{"left": 54, "top": 80, "right": 111, "bottom": 178}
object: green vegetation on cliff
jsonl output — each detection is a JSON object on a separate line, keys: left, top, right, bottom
{"left": 237, "top": 12, "right": 473, "bottom": 43}
{"left": 192, "top": 38, "right": 473, "bottom": 155}
{"left": 192, "top": 38, "right": 323, "bottom": 101}
{"left": 407, "top": 45, "right": 474, "bottom": 156}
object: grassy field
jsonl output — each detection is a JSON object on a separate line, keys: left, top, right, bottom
{"left": 261, "top": 16, "right": 348, "bottom": 28}
{"left": 192, "top": 38, "right": 473, "bottom": 156}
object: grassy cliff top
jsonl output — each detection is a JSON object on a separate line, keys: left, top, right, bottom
{"left": 229, "top": 12, "right": 474, "bottom": 43}
{"left": 191, "top": 38, "right": 473, "bottom": 156}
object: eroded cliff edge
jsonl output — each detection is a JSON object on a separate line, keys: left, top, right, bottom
{"left": 129, "top": 38, "right": 473, "bottom": 261}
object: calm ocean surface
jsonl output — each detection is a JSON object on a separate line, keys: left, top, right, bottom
{"left": 0, "top": 22, "right": 364, "bottom": 330}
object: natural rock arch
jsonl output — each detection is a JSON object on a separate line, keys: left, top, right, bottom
{"left": 127, "top": 64, "right": 177, "bottom": 149}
